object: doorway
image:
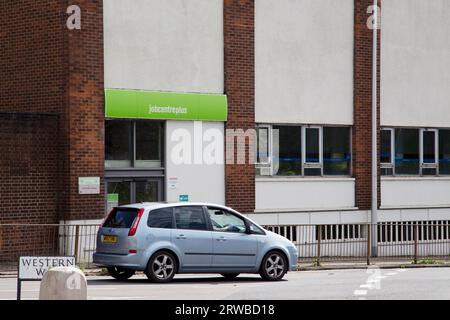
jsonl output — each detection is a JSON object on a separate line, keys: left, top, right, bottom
{"left": 106, "top": 178, "right": 163, "bottom": 207}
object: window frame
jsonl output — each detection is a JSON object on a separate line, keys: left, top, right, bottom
{"left": 439, "top": 129, "right": 450, "bottom": 176}
{"left": 255, "top": 124, "right": 272, "bottom": 176}
{"left": 206, "top": 206, "right": 249, "bottom": 234}
{"left": 255, "top": 124, "right": 352, "bottom": 178}
{"left": 147, "top": 207, "right": 175, "bottom": 229}
{"left": 105, "top": 119, "right": 164, "bottom": 170}
{"left": 420, "top": 128, "right": 439, "bottom": 175}
{"left": 381, "top": 128, "right": 395, "bottom": 175}
{"left": 302, "top": 126, "right": 323, "bottom": 176}
{"left": 173, "top": 205, "right": 210, "bottom": 232}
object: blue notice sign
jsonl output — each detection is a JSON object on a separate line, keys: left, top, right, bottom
{"left": 179, "top": 195, "right": 189, "bottom": 202}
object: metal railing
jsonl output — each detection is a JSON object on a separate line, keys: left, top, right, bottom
{"left": 1, "top": 222, "right": 450, "bottom": 272}
{"left": 0, "top": 224, "right": 100, "bottom": 272}
{"left": 264, "top": 222, "right": 450, "bottom": 265}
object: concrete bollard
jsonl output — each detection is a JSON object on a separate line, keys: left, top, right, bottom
{"left": 39, "top": 266, "right": 87, "bottom": 300}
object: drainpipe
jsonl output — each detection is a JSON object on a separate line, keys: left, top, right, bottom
{"left": 371, "top": 0, "right": 379, "bottom": 257}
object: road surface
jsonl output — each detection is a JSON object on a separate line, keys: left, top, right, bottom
{"left": 1, "top": 267, "right": 449, "bottom": 300}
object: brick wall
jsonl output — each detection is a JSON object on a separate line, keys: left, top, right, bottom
{"left": 0, "top": 114, "right": 60, "bottom": 267}
{"left": 0, "top": 1, "right": 105, "bottom": 222}
{"left": 224, "top": 0, "right": 255, "bottom": 213}
{"left": 353, "top": 0, "right": 381, "bottom": 210}
{"left": 66, "top": 0, "right": 105, "bottom": 221}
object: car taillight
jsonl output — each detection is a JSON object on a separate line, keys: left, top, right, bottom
{"left": 128, "top": 208, "right": 144, "bottom": 236}
{"left": 101, "top": 208, "right": 115, "bottom": 227}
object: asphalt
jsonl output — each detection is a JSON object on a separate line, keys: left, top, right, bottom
{"left": 1, "top": 267, "right": 450, "bottom": 300}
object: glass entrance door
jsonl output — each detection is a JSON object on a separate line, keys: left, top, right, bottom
{"left": 106, "top": 178, "right": 163, "bottom": 208}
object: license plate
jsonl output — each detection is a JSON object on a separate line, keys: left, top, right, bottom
{"left": 102, "top": 235, "right": 118, "bottom": 243}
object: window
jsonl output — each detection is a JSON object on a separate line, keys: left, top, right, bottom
{"left": 148, "top": 207, "right": 174, "bottom": 229}
{"left": 105, "top": 120, "right": 163, "bottom": 169}
{"left": 323, "top": 127, "right": 351, "bottom": 175}
{"left": 421, "top": 129, "right": 438, "bottom": 175}
{"left": 105, "top": 121, "right": 132, "bottom": 168}
{"left": 256, "top": 124, "right": 351, "bottom": 177}
{"left": 304, "top": 127, "right": 322, "bottom": 176}
{"left": 174, "top": 206, "right": 208, "bottom": 231}
{"left": 439, "top": 130, "right": 450, "bottom": 175}
{"left": 273, "top": 126, "right": 302, "bottom": 176}
{"left": 381, "top": 129, "right": 394, "bottom": 176}
{"left": 395, "top": 128, "right": 420, "bottom": 175}
{"left": 383, "top": 127, "right": 450, "bottom": 176}
{"left": 135, "top": 122, "right": 162, "bottom": 168}
{"left": 107, "top": 181, "right": 131, "bottom": 206}
{"left": 248, "top": 221, "right": 265, "bottom": 235}
{"left": 256, "top": 126, "right": 269, "bottom": 164}
{"left": 255, "top": 126, "right": 271, "bottom": 176}
{"left": 207, "top": 207, "right": 247, "bottom": 233}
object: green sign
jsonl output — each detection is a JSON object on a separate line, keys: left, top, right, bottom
{"left": 179, "top": 195, "right": 189, "bottom": 202}
{"left": 105, "top": 89, "right": 227, "bottom": 121}
{"left": 107, "top": 194, "right": 119, "bottom": 202}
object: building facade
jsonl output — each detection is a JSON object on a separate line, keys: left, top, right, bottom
{"left": 1, "top": 0, "right": 450, "bottom": 235}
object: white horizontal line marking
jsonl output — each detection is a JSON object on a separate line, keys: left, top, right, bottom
{"left": 354, "top": 290, "right": 367, "bottom": 296}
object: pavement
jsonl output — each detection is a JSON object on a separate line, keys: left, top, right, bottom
{"left": 1, "top": 267, "right": 450, "bottom": 300}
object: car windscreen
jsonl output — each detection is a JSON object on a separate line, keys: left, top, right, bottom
{"left": 103, "top": 208, "right": 139, "bottom": 229}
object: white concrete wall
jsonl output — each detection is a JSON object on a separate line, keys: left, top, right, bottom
{"left": 165, "top": 121, "right": 225, "bottom": 204}
{"left": 246, "top": 210, "right": 369, "bottom": 226}
{"left": 255, "top": 0, "right": 354, "bottom": 125}
{"left": 104, "top": 0, "right": 223, "bottom": 94}
{"left": 255, "top": 177, "right": 356, "bottom": 212}
{"left": 381, "top": 177, "right": 450, "bottom": 208}
{"left": 381, "top": 0, "right": 450, "bottom": 127}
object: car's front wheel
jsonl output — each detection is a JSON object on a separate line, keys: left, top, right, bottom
{"left": 220, "top": 273, "right": 240, "bottom": 280}
{"left": 259, "top": 251, "right": 287, "bottom": 281}
{"left": 107, "top": 267, "right": 135, "bottom": 280}
{"left": 146, "top": 251, "right": 177, "bottom": 283}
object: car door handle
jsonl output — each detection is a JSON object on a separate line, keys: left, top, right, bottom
{"left": 216, "top": 236, "right": 226, "bottom": 241}
{"left": 176, "top": 234, "right": 187, "bottom": 240}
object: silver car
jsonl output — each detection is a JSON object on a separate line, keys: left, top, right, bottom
{"left": 93, "top": 202, "right": 298, "bottom": 283}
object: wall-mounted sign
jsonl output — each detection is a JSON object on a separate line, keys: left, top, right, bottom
{"left": 168, "top": 177, "right": 178, "bottom": 190}
{"left": 105, "top": 89, "right": 228, "bottom": 122}
{"left": 78, "top": 177, "right": 100, "bottom": 195}
{"left": 179, "top": 195, "right": 189, "bottom": 202}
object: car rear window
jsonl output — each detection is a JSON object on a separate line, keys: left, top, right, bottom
{"left": 103, "top": 208, "right": 139, "bottom": 229}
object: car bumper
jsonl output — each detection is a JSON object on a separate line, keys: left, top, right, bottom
{"left": 93, "top": 252, "right": 143, "bottom": 270}
{"left": 288, "top": 249, "right": 299, "bottom": 271}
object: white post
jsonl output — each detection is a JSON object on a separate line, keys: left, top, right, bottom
{"left": 371, "top": 0, "right": 379, "bottom": 257}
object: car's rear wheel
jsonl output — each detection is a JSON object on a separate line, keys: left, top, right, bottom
{"left": 259, "top": 251, "right": 287, "bottom": 281}
{"left": 107, "top": 267, "right": 135, "bottom": 280}
{"left": 146, "top": 251, "right": 177, "bottom": 283}
{"left": 220, "top": 273, "right": 240, "bottom": 280}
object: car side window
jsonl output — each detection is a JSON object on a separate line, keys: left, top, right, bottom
{"left": 248, "top": 221, "right": 265, "bottom": 235}
{"left": 207, "top": 207, "right": 247, "bottom": 233}
{"left": 147, "top": 207, "right": 174, "bottom": 229}
{"left": 174, "top": 206, "right": 208, "bottom": 231}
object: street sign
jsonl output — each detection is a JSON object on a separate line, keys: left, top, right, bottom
{"left": 17, "top": 256, "right": 76, "bottom": 300}
{"left": 19, "top": 256, "right": 76, "bottom": 280}
{"left": 179, "top": 195, "right": 189, "bottom": 202}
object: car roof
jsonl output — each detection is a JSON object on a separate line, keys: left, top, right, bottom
{"left": 117, "top": 202, "right": 262, "bottom": 228}
{"left": 119, "top": 202, "right": 234, "bottom": 211}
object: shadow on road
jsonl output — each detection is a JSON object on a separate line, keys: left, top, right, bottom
{"left": 87, "top": 275, "right": 283, "bottom": 286}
